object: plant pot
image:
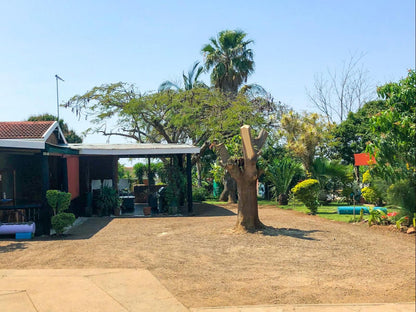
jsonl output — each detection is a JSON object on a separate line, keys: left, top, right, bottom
{"left": 114, "top": 206, "right": 121, "bottom": 216}
{"left": 143, "top": 206, "right": 151, "bottom": 216}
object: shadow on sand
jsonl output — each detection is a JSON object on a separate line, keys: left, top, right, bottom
{"left": 190, "top": 203, "right": 236, "bottom": 217}
{"left": 260, "top": 226, "right": 323, "bottom": 240}
{"left": 0, "top": 242, "right": 27, "bottom": 253}
{"left": 45, "top": 217, "right": 113, "bottom": 241}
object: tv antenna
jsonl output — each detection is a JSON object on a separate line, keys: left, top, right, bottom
{"left": 55, "top": 74, "right": 64, "bottom": 121}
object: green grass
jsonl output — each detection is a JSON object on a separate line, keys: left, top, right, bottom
{"left": 203, "top": 198, "right": 399, "bottom": 224}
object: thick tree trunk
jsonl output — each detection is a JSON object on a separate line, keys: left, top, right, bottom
{"left": 214, "top": 125, "right": 267, "bottom": 232}
{"left": 219, "top": 172, "right": 237, "bottom": 203}
{"left": 235, "top": 174, "right": 264, "bottom": 231}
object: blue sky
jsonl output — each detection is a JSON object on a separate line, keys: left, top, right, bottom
{"left": 1, "top": 0, "right": 414, "bottom": 144}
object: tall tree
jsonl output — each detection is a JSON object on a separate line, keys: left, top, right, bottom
{"left": 367, "top": 70, "right": 415, "bottom": 215}
{"left": 159, "top": 61, "right": 207, "bottom": 91}
{"left": 65, "top": 84, "right": 272, "bottom": 145}
{"left": 214, "top": 125, "right": 267, "bottom": 231}
{"left": 332, "top": 100, "right": 386, "bottom": 165}
{"left": 202, "top": 30, "right": 254, "bottom": 94}
{"left": 27, "top": 113, "right": 83, "bottom": 143}
{"left": 307, "top": 53, "right": 374, "bottom": 123}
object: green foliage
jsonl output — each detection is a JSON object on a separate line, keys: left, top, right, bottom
{"left": 279, "top": 111, "right": 335, "bottom": 173}
{"left": 28, "top": 114, "right": 83, "bottom": 143}
{"left": 361, "top": 186, "right": 379, "bottom": 205}
{"left": 210, "top": 163, "right": 225, "bottom": 183}
{"left": 133, "top": 163, "right": 146, "bottom": 184}
{"left": 291, "top": 179, "right": 320, "bottom": 215}
{"left": 362, "top": 170, "right": 371, "bottom": 183}
{"left": 65, "top": 85, "right": 275, "bottom": 146}
{"left": 159, "top": 61, "right": 207, "bottom": 91}
{"left": 367, "top": 70, "right": 415, "bottom": 215}
{"left": 387, "top": 180, "right": 416, "bottom": 215}
{"left": 46, "top": 190, "right": 74, "bottom": 235}
{"left": 311, "top": 157, "right": 353, "bottom": 202}
{"left": 46, "top": 190, "right": 71, "bottom": 215}
{"left": 46, "top": 190, "right": 59, "bottom": 214}
{"left": 265, "top": 157, "right": 302, "bottom": 202}
{"left": 368, "top": 207, "right": 386, "bottom": 226}
{"left": 192, "top": 187, "right": 209, "bottom": 202}
{"left": 95, "top": 186, "right": 121, "bottom": 216}
{"left": 332, "top": 100, "right": 386, "bottom": 165}
{"left": 202, "top": 29, "right": 254, "bottom": 94}
{"left": 51, "top": 212, "right": 76, "bottom": 235}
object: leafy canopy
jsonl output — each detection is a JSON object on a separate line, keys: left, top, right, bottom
{"left": 65, "top": 84, "right": 276, "bottom": 145}
{"left": 202, "top": 29, "right": 254, "bottom": 94}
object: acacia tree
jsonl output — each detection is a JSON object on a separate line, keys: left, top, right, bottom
{"left": 65, "top": 84, "right": 272, "bottom": 146}
{"left": 214, "top": 125, "right": 267, "bottom": 231}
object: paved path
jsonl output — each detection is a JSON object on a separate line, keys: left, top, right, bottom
{"left": 0, "top": 269, "right": 414, "bottom": 312}
{"left": 0, "top": 269, "right": 187, "bottom": 312}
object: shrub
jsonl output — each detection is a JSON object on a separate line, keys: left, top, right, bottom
{"left": 361, "top": 186, "right": 379, "bottom": 205}
{"left": 46, "top": 190, "right": 75, "bottom": 235}
{"left": 192, "top": 187, "right": 208, "bottom": 202}
{"left": 51, "top": 212, "right": 76, "bottom": 235}
{"left": 387, "top": 180, "right": 415, "bottom": 215}
{"left": 95, "top": 186, "right": 121, "bottom": 216}
{"left": 291, "top": 179, "right": 320, "bottom": 215}
{"left": 46, "top": 190, "right": 72, "bottom": 215}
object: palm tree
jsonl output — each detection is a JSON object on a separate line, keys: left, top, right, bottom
{"left": 202, "top": 30, "right": 254, "bottom": 94}
{"left": 159, "top": 61, "right": 207, "bottom": 91}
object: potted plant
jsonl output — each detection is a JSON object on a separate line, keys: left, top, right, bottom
{"left": 95, "top": 186, "right": 122, "bottom": 216}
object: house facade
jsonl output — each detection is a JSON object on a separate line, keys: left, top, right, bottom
{"left": 0, "top": 121, "right": 199, "bottom": 235}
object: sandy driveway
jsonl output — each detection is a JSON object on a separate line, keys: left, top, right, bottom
{"left": 0, "top": 203, "right": 414, "bottom": 308}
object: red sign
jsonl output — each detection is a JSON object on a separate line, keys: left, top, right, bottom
{"left": 354, "top": 153, "right": 376, "bottom": 166}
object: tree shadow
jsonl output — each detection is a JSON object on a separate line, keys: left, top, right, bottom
{"left": 41, "top": 217, "right": 113, "bottom": 241}
{"left": 0, "top": 242, "right": 27, "bottom": 253}
{"left": 187, "top": 203, "right": 237, "bottom": 217}
{"left": 259, "top": 226, "right": 323, "bottom": 240}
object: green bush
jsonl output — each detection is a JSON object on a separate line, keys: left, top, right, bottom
{"left": 46, "top": 190, "right": 72, "bottom": 215}
{"left": 387, "top": 180, "right": 415, "bottom": 215}
{"left": 192, "top": 187, "right": 208, "bottom": 202}
{"left": 95, "top": 186, "right": 121, "bottom": 216}
{"left": 291, "top": 179, "right": 320, "bottom": 215}
{"left": 51, "top": 212, "right": 76, "bottom": 235}
{"left": 46, "top": 190, "right": 75, "bottom": 235}
{"left": 361, "top": 186, "right": 379, "bottom": 205}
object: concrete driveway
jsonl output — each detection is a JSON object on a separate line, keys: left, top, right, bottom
{"left": 0, "top": 269, "right": 414, "bottom": 312}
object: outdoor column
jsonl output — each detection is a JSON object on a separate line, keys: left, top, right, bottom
{"left": 39, "top": 153, "right": 51, "bottom": 235}
{"left": 186, "top": 153, "right": 193, "bottom": 214}
{"left": 61, "top": 157, "right": 68, "bottom": 192}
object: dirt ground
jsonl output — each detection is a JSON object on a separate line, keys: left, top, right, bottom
{"left": 0, "top": 203, "right": 414, "bottom": 308}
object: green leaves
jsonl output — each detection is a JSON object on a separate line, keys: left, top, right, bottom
{"left": 202, "top": 30, "right": 254, "bottom": 94}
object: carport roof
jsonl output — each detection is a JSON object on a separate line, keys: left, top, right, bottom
{"left": 67, "top": 143, "right": 200, "bottom": 156}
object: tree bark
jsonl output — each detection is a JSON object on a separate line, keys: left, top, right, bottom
{"left": 214, "top": 125, "right": 267, "bottom": 232}
{"left": 234, "top": 159, "right": 264, "bottom": 231}
{"left": 219, "top": 171, "right": 237, "bottom": 203}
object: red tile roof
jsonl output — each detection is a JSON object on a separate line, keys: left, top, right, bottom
{"left": 0, "top": 121, "right": 56, "bottom": 139}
